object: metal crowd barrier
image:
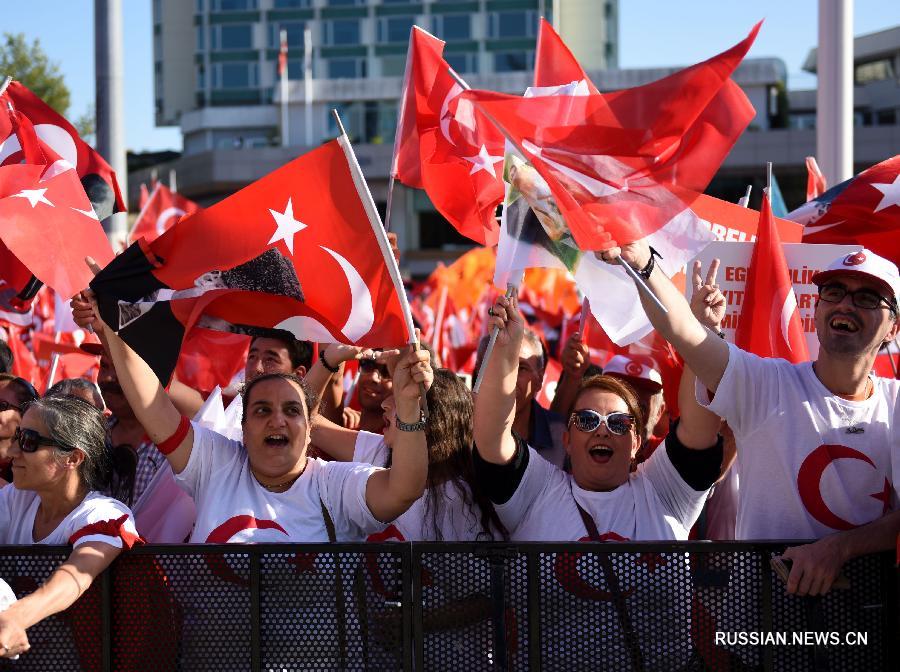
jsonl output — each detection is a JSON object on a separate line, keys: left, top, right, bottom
{"left": 0, "top": 541, "right": 895, "bottom": 671}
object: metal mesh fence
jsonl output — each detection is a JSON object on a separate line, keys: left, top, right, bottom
{"left": 0, "top": 542, "right": 895, "bottom": 671}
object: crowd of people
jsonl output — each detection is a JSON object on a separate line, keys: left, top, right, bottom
{"left": 0, "top": 238, "right": 897, "bottom": 664}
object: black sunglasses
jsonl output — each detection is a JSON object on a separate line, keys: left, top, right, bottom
{"left": 568, "top": 409, "right": 635, "bottom": 436}
{"left": 818, "top": 283, "right": 896, "bottom": 312}
{"left": 12, "top": 427, "right": 75, "bottom": 454}
{"left": 359, "top": 358, "right": 391, "bottom": 379}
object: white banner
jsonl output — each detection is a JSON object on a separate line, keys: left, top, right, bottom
{"left": 690, "top": 242, "right": 859, "bottom": 359}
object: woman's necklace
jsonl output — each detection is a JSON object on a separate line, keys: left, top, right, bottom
{"left": 253, "top": 458, "right": 308, "bottom": 493}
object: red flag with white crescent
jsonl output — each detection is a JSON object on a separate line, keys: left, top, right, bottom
{"left": 735, "top": 193, "right": 809, "bottom": 363}
{"left": 90, "top": 138, "right": 408, "bottom": 382}
{"left": 129, "top": 183, "right": 201, "bottom": 245}
{"left": 534, "top": 18, "right": 600, "bottom": 94}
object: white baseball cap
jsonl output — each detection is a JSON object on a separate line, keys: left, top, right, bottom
{"left": 811, "top": 249, "right": 900, "bottom": 306}
{"left": 603, "top": 355, "right": 663, "bottom": 392}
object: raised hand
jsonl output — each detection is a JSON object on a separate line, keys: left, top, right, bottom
{"left": 594, "top": 238, "right": 652, "bottom": 272}
{"left": 388, "top": 346, "right": 433, "bottom": 413}
{"left": 561, "top": 331, "right": 590, "bottom": 379}
{"left": 485, "top": 293, "right": 524, "bottom": 351}
{"left": 690, "top": 259, "right": 726, "bottom": 330}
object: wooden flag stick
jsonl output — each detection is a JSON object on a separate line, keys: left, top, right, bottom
{"left": 332, "top": 108, "right": 429, "bottom": 417}
{"left": 473, "top": 281, "right": 520, "bottom": 394}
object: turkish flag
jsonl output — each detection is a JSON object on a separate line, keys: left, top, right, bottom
{"left": 466, "top": 22, "right": 760, "bottom": 250}
{"left": 735, "top": 193, "right": 809, "bottom": 363}
{"left": 175, "top": 328, "right": 249, "bottom": 396}
{"left": 91, "top": 138, "right": 409, "bottom": 382}
{"left": 534, "top": 18, "right": 600, "bottom": 94}
{"left": 138, "top": 183, "right": 150, "bottom": 211}
{"left": 1, "top": 81, "right": 126, "bottom": 219}
{"left": 806, "top": 156, "right": 827, "bottom": 201}
{"left": 129, "top": 183, "right": 201, "bottom": 245}
{"left": 393, "top": 27, "right": 503, "bottom": 246}
{"left": 795, "top": 155, "right": 900, "bottom": 266}
{"left": 0, "top": 162, "right": 114, "bottom": 300}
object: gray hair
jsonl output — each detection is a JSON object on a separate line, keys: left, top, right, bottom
{"left": 28, "top": 396, "right": 110, "bottom": 492}
{"left": 46, "top": 378, "right": 106, "bottom": 411}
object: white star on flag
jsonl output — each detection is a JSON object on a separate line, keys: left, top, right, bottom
{"left": 871, "top": 174, "right": 900, "bottom": 213}
{"left": 267, "top": 197, "right": 307, "bottom": 255}
{"left": 464, "top": 145, "right": 504, "bottom": 178}
{"left": 11, "top": 188, "right": 53, "bottom": 208}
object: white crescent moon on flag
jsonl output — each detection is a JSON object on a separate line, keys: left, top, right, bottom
{"left": 0, "top": 124, "right": 78, "bottom": 167}
{"left": 274, "top": 246, "right": 375, "bottom": 343}
{"left": 439, "top": 83, "right": 476, "bottom": 147}
{"left": 156, "top": 206, "right": 186, "bottom": 235}
{"left": 320, "top": 245, "right": 374, "bottom": 341}
{"left": 0, "top": 134, "right": 21, "bottom": 164}
{"left": 780, "top": 291, "right": 799, "bottom": 352}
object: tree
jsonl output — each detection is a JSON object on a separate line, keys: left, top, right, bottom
{"left": 0, "top": 33, "right": 70, "bottom": 115}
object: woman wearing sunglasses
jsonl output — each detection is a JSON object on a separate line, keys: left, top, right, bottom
{"left": 0, "top": 374, "right": 41, "bottom": 485}
{"left": 0, "top": 395, "right": 140, "bottom": 659}
{"left": 473, "top": 293, "right": 723, "bottom": 670}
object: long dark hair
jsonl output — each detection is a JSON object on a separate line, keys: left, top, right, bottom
{"left": 389, "top": 369, "right": 508, "bottom": 541}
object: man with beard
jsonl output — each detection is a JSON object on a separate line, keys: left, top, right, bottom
{"left": 602, "top": 243, "right": 900, "bottom": 596}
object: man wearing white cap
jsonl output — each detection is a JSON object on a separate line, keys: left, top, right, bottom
{"left": 601, "top": 243, "right": 900, "bottom": 596}
{"left": 602, "top": 355, "right": 667, "bottom": 458}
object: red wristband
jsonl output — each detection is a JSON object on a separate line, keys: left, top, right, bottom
{"left": 157, "top": 415, "right": 190, "bottom": 455}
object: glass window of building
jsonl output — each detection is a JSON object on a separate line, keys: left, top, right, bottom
{"left": 212, "top": 0, "right": 257, "bottom": 10}
{"left": 433, "top": 14, "right": 471, "bottom": 41}
{"left": 211, "top": 24, "right": 254, "bottom": 50}
{"left": 152, "top": 0, "right": 162, "bottom": 24}
{"left": 274, "top": 58, "right": 304, "bottom": 79}
{"left": 273, "top": 0, "right": 311, "bottom": 7}
{"left": 488, "top": 11, "right": 537, "bottom": 38}
{"left": 269, "top": 21, "right": 305, "bottom": 48}
{"left": 494, "top": 50, "right": 533, "bottom": 72}
{"left": 377, "top": 16, "right": 415, "bottom": 44}
{"left": 196, "top": 25, "right": 205, "bottom": 51}
{"left": 212, "top": 62, "right": 259, "bottom": 88}
{"left": 326, "top": 0, "right": 363, "bottom": 6}
{"left": 445, "top": 52, "right": 476, "bottom": 74}
{"left": 327, "top": 57, "right": 366, "bottom": 78}
{"left": 378, "top": 100, "right": 398, "bottom": 142}
{"left": 196, "top": 64, "right": 206, "bottom": 90}
{"left": 322, "top": 19, "right": 361, "bottom": 46}
{"left": 380, "top": 54, "right": 406, "bottom": 77}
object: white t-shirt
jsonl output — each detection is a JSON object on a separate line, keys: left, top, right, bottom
{"left": 353, "top": 431, "right": 493, "bottom": 542}
{"left": 700, "top": 343, "right": 899, "bottom": 540}
{"left": 175, "top": 422, "right": 387, "bottom": 543}
{"left": 490, "top": 441, "right": 707, "bottom": 670}
{"left": 0, "top": 487, "right": 139, "bottom": 549}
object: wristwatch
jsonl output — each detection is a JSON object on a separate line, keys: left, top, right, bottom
{"left": 395, "top": 410, "right": 426, "bottom": 432}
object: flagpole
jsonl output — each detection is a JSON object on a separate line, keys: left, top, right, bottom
{"left": 0, "top": 76, "right": 12, "bottom": 97}
{"left": 45, "top": 329, "right": 62, "bottom": 392}
{"left": 738, "top": 185, "right": 752, "bottom": 208}
{"left": 887, "top": 341, "right": 900, "bottom": 379}
{"left": 449, "top": 68, "right": 668, "bottom": 315}
{"left": 169, "top": 169, "right": 177, "bottom": 193}
{"left": 473, "top": 282, "right": 520, "bottom": 393}
{"left": 579, "top": 296, "right": 590, "bottom": 338}
{"left": 332, "top": 108, "right": 429, "bottom": 415}
{"left": 383, "top": 175, "right": 396, "bottom": 233}
{"left": 280, "top": 29, "right": 290, "bottom": 148}
{"left": 304, "top": 26, "right": 313, "bottom": 146}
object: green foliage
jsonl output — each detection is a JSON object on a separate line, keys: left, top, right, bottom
{"left": 0, "top": 32, "right": 70, "bottom": 115}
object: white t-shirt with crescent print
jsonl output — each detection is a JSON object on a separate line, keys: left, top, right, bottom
{"left": 175, "top": 422, "right": 387, "bottom": 543}
{"left": 0, "top": 486, "right": 139, "bottom": 548}
{"left": 699, "top": 342, "right": 898, "bottom": 540}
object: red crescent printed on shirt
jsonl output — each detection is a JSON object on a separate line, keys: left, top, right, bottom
{"left": 554, "top": 533, "right": 636, "bottom": 602}
{"left": 205, "top": 516, "right": 290, "bottom": 586}
{"left": 68, "top": 514, "right": 143, "bottom": 549}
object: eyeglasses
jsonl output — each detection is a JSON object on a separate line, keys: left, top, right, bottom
{"left": 818, "top": 283, "right": 896, "bottom": 312}
{"left": 568, "top": 409, "right": 635, "bottom": 436}
{"left": 12, "top": 427, "right": 75, "bottom": 454}
{"left": 359, "top": 358, "right": 391, "bottom": 379}
{"left": 0, "top": 400, "right": 23, "bottom": 415}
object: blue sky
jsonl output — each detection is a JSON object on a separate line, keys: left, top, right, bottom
{"left": 5, "top": 1, "right": 900, "bottom": 153}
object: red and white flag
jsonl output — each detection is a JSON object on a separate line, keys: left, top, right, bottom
{"left": 0, "top": 80, "right": 126, "bottom": 219}
{"left": 805, "top": 156, "right": 826, "bottom": 202}
{"left": 795, "top": 154, "right": 900, "bottom": 267}
{"left": 129, "top": 183, "right": 201, "bottom": 245}
{"left": 91, "top": 138, "right": 409, "bottom": 382}
{"left": 534, "top": 18, "right": 600, "bottom": 94}
{"left": 392, "top": 27, "right": 503, "bottom": 246}
{"left": 735, "top": 193, "right": 809, "bottom": 362}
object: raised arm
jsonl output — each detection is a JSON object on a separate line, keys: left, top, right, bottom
{"left": 473, "top": 293, "right": 524, "bottom": 465}
{"left": 601, "top": 240, "right": 730, "bottom": 393}
{"left": 71, "top": 287, "right": 193, "bottom": 474}
{"left": 0, "top": 542, "right": 121, "bottom": 658}
{"left": 676, "top": 259, "right": 727, "bottom": 450}
{"left": 364, "top": 346, "right": 431, "bottom": 523}
{"left": 549, "top": 331, "right": 590, "bottom": 417}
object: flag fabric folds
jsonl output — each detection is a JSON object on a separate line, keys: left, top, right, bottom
{"left": 91, "top": 138, "right": 409, "bottom": 382}
{"left": 465, "top": 22, "right": 761, "bottom": 252}
{"left": 794, "top": 155, "right": 900, "bottom": 266}
{"left": 735, "top": 193, "right": 809, "bottom": 362}
{"left": 0, "top": 80, "right": 126, "bottom": 219}
{"left": 391, "top": 27, "right": 504, "bottom": 246}
{"left": 129, "top": 183, "right": 201, "bottom": 245}
{"left": 805, "top": 156, "right": 827, "bottom": 202}
{"left": 534, "top": 18, "right": 600, "bottom": 94}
